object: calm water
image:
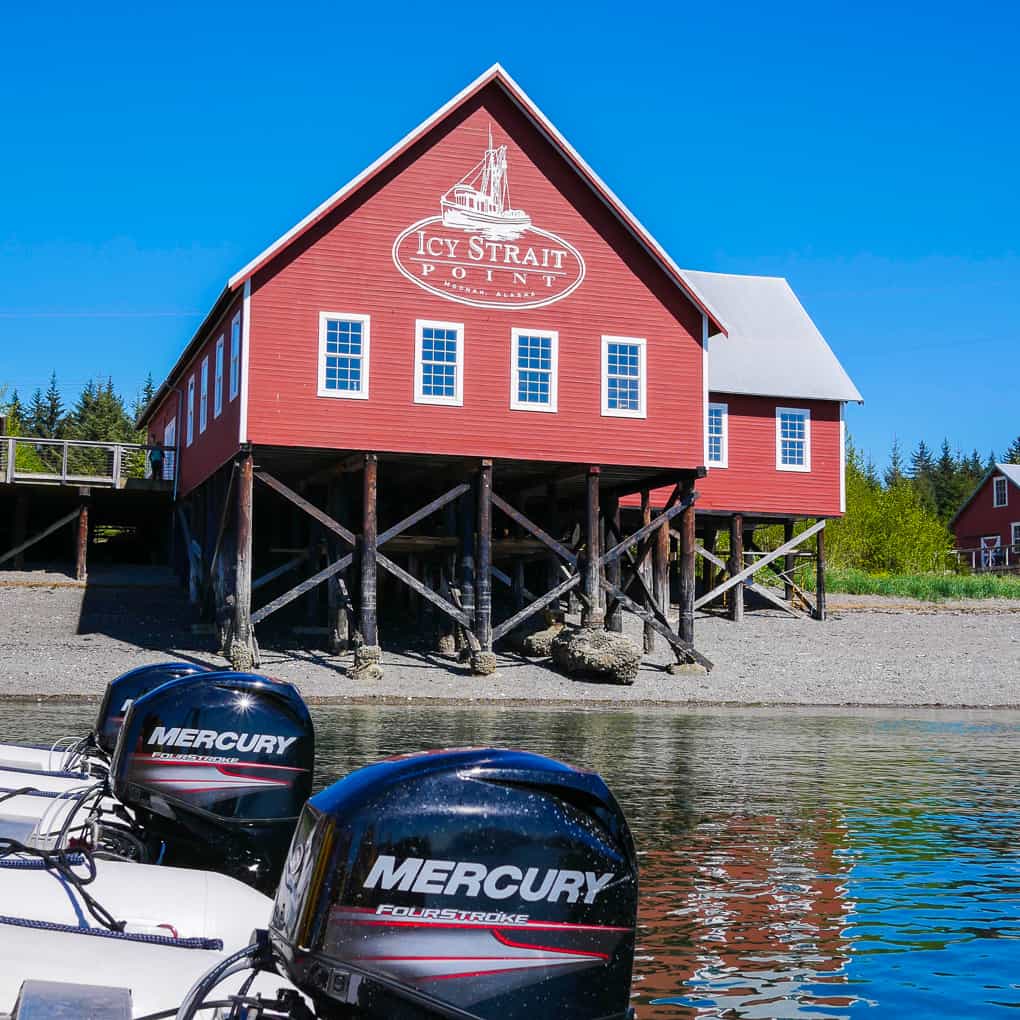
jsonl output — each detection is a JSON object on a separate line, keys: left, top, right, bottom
{"left": 9, "top": 703, "right": 1020, "bottom": 1018}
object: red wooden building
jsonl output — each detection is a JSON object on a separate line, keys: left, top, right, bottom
{"left": 951, "top": 464, "right": 1020, "bottom": 569}
{"left": 139, "top": 65, "right": 861, "bottom": 676}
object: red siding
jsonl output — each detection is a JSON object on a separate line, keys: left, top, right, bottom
{"left": 147, "top": 294, "right": 243, "bottom": 496}
{"left": 623, "top": 394, "right": 844, "bottom": 517}
{"left": 953, "top": 473, "right": 1020, "bottom": 550}
{"left": 245, "top": 84, "right": 704, "bottom": 469}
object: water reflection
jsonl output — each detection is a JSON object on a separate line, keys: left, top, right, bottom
{"left": 7, "top": 703, "right": 1020, "bottom": 1017}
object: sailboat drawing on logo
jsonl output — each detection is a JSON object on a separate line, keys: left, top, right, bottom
{"left": 440, "top": 128, "right": 532, "bottom": 240}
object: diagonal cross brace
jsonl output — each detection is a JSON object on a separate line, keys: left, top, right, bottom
{"left": 492, "top": 572, "right": 581, "bottom": 642}
{"left": 694, "top": 543, "right": 806, "bottom": 619}
{"left": 251, "top": 550, "right": 355, "bottom": 625}
{"left": 377, "top": 552, "right": 471, "bottom": 627}
{"left": 255, "top": 470, "right": 357, "bottom": 546}
{"left": 491, "top": 492, "right": 577, "bottom": 566}
{"left": 694, "top": 519, "right": 825, "bottom": 610}
{"left": 600, "top": 489, "right": 695, "bottom": 567}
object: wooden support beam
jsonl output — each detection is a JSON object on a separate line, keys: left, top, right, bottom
{"left": 360, "top": 454, "right": 378, "bottom": 648}
{"left": 11, "top": 493, "right": 28, "bottom": 570}
{"left": 582, "top": 467, "right": 603, "bottom": 628}
{"left": 254, "top": 470, "right": 357, "bottom": 547}
{"left": 599, "top": 488, "right": 691, "bottom": 568}
{"left": 702, "top": 525, "right": 717, "bottom": 596}
{"left": 600, "top": 579, "right": 713, "bottom": 671}
{"left": 678, "top": 482, "right": 696, "bottom": 645}
{"left": 605, "top": 494, "right": 623, "bottom": 632}
{"left": 491, "top": 492, "right": 578, "bottom": 566}
{"left": 492, "top": 572, "right": 581, "bottom": 642}
{"left": 376, "top": 552, "right": 471, "bottom": 627}
{"left": 653, "top": 504, "right": 669, "bottom": 636}
{"left": 207, "top": 463, "right": 237, "bottom": 583}
{"left": 459, "top": 482, "right": 476, "bottom": 622}
{"left": 251, "top": 550, "right": 355, "bottom": 625}
{"left": 695, "top": 518, "right": 826, "bottom": 610}
{"left": 815, "top": 521, "right": 827, "bottom": 621}
{"left": 252, "top": 550, "right": 310, "bottom": 592}
{"left": 728, "top": 514, "right": 744, "bottom": 622}
{"left": 640, "top": 491, "right": 654, "bottom": 651}
{"left": 696, "top": 542, "right": 807, "bottom": 619}
{"left": 475, "top": 460, "right": 493, "bottom": 651}
{"left": 378, "top": 483, "right": 470, "bottom": 547}
{"left": 230, "top": 452, "right": 256, "bottom": 670}
{"left": 0, "top": 507, "right": 81, "bottom": 568}
{"left": 784, "top": 521, "right": 795, "bottom": 602}
{"left": 75, "top": 501, "right": 89, "bottom": 582}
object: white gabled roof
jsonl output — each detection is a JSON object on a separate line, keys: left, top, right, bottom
{"left": 950, "top": 463, "right": 1020, "bottom": 527}
{"left": 682, "top": 270, "right": 863, "bottom": 403}
{"left": 226, "top": 64, "right": 728, "bottom": 336}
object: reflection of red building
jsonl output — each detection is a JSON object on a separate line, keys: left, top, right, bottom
{"left": 634, "top": 813, "right": 854, "bottom": 1017}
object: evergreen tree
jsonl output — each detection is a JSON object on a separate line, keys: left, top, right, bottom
{"left": 1004, "top": 436, "right": 1020, "bottom": 464}
{"left": 142, "top": 373, "right": 155, "bottom": 406}
{"left": 42, "top": 371, "right": 64, "bottom": 438}
{"left": 986, "top": 449, "right": 998, "bottom": 470}
{"left": 932, "top": 439, "right": 960, "bottom": 520}
{"left": 884, "top": 437, "right": 906, "bottom": 488}
{"left": 910, "top": 440, "right": 937, "bottom": 512}
{"left": 26, "top": 388, "right": 47, "bottom": 437}
{"left": 6, "top": 389, "right": 22, "bottom": 430}
{"left": 864, "top": 454, "right": 881, "bottom": 489}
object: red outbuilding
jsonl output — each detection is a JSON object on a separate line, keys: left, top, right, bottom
{"left": 951, "top": 464, "right": 1020, "bottom": 569}
{"left": 139, "top": 64, "right": 861, "bottom": 678}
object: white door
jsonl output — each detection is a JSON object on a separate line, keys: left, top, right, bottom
{"left": 163, "top": 418, "right": 176, "bottom": 481}
{"left": 980, "top": 535, "right": 1001, "bottom": 568}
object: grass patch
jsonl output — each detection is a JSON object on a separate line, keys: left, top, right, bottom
{"left": 819, "top": 567, "right": 1020, "bottom": 601}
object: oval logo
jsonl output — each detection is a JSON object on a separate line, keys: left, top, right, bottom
{"left": 391, "top": 130, "right": 586, "bottom": 310}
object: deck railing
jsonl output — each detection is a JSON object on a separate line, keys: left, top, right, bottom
{"left": 0, "top": 436, "right": 175, "bottom": 488}
{"left": 951, "top": 544, "right": 1020, "bottom": 572}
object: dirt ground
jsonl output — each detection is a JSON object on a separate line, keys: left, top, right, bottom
{"left": 0, "top": 567, "right": 1017, "bottom": 707}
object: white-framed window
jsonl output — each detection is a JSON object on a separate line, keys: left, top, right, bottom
{"left": 186, "top": 375, "right": 195, "bottom": 447}
{"left": 1011, "top": 522, "right": 1020, "bottom": 548}
{"left": 707, "top": 402, "right": 728, "bottom": 467}
{"left": 510, "top": 328, "right": 558, "bottom": 412}
{"left": 776, "top": 406, "right": 811, "bottom": 471}
{"left": 993, "top": 476, "right": 1008, "bottom": 508}
{"left": 163, "top": 417, "right": 176, "bottom": 480}
{"left": 229, "top": 313, "right": 241, "bottom": 402}
{"left": 414, "top": 319, "right": 464, "bottom": 406}
{"left": 601, "top": 335, "right": 646, "bottom": 418}
{"left": 318, "top": 312, "right": 370, "bottom": 399}
{"left": 199, "top": 357, "right": 209, "bottom": 433}
{"left": 214, "top": 336, "right": 224, "bottom": 418}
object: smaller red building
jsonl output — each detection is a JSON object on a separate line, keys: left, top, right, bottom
{"left": 951, "top": 464, "right": 1020, "bottom": 568}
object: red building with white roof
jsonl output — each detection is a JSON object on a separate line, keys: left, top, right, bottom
{"left": 951, "top": 464, "right": 1020, "bottom": 569}
{"left": 139, "top": 65, "right": 861, "bottom": 677}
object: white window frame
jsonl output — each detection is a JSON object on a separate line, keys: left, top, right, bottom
{"left": 706, "top": 401, "right": 728, "bottom": 468}
{"left": 186, "top": 376, "right": 195, "bottom": 447}
{"left": 993, "top": 476, "right": 1008, "bottom": 508}
{"left": 776, "top": 406, "right": 811, "bottom": 472}
{"left": 1012, "top": 522, "right": 1020, "bottom": 548}
{"left": 317, "top": 312, "right": 371, "bottom": 400}
{"left": 199, "top": 357, "right": 209, "bottom": 434}
{"left": 214, "top": 336, "right": 224, "bottom": 418}
{"left": 414, "top": 319, "right": 464, "bottom": 407}
{"left": 600, "top": 335, "right": 647, "bottom": 419}
{"left": 163, "top": 417, "right": 176, "bottom": 481}
{"left": 510, "top": 328, "right": 558, "bottom": 413}
{"left": 229, "top": 313, "right": 241, "bottom": 402}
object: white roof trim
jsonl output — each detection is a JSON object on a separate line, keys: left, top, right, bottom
{"left": 226, "top": 64, "right": 728, "bottom": 335}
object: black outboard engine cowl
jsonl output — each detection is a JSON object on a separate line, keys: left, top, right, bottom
{"left": 111, "top": 671, "right": 314, "bottom": 890}
{"left": 95, "top": 662, "right": 209, "bottom": 754}
{"left": 270, "top": 747, "right": 638, "bottom": 1020}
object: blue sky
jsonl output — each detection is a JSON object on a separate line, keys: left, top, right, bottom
{"left": 1, "top": 1, "right": 1017, "bottom": 469}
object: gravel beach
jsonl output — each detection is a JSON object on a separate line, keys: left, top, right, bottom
{"left": 0, "top": 570, "right": 1018, "bottom": 707}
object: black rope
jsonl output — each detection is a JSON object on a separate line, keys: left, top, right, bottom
{"left": 0, "top": 836, "right": 125, "bottom": 932}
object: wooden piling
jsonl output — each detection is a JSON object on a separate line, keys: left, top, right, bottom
{"left": 12, "top": 493, "right": 28, "bottom": 570}
{"left": 702, "top": 524, "right": 717, "bottom": 596}
{"left": 784, "top": 520, "right": 795, "bottom": 602}
{"left": 75, "top": 499, "right": 89, "bottom": 582}
{"left": 729, "top": 513, "right": 744, "bottom": 622}
{"left": 459, "top": 480, "right": 476, "bottom": 623}
{"left": 653, "top": 505, "right": 669, "bottom": 632}
{"left": 582, "top": 466, "right": 604, "bottom": 628}
{"left": 230, "top": 451, "right": 255, "bottom": 670}
{"left": 815, "top": 521, "right": 827, "bottom": 621}
{"left": 474, "top": 459, "right": 493, "bottom": 657}
{"left": 678, "top": 480, "right": 695, "bottom": 645}
{"left": 605, "top": 494, "right": 623, "bottom": 632}
{"left": 641, "top": 490, "right": 654, "bottom": 651}
{"left": 360, "top": 454, "right": 378, "bottom": 648}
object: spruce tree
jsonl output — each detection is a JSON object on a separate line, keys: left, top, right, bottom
{"left": 932, "top": 439, "right": 959, "bottom": 520}
{"left": 42, "top": 371, "right": 64, "bottom": 438}
{"left": 910, "top": 440, "right": 937, "bottom": 512}
{"left": 1004, "top": 436, "right": 1020, "bottom": 464}
{"left": 884, "top": 437, "right": 906, "bottom": 488}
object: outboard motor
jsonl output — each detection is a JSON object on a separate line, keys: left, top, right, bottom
{"left": 268, "top": 747, "right": 638, "bottom": 1020}
{"left": 94, "top": 661, "right": 209, "bottom": 755}
{"left": 111, "top": 671, "right": 314, "bottom": 891}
